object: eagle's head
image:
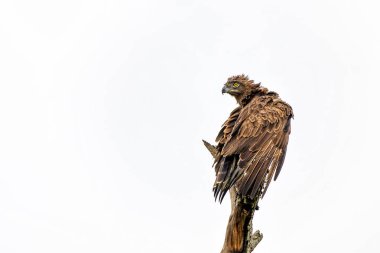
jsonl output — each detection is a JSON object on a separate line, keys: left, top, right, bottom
{"left": 222, "top": 74, "right": 265, "bottom": 105}
{"left": 222, "top": 74, "right": 255, "bottom": 96}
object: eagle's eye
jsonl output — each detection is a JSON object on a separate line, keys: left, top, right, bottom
{"left": 233, "top": 82, "right": 240, "bottom": 88}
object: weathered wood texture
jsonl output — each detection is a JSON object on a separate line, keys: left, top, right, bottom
{"left": 220, "top": 188, "right": 262, "bottom": 253}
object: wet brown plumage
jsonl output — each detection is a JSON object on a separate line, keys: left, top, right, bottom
{"left": 211, "top": 74, "right": 293, "bottom": 203}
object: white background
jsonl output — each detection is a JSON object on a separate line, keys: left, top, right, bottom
{"left": 1, "top": 0, "right": 380, "bottom": 252}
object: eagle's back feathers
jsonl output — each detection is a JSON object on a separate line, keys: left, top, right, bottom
{"left": 213, "top": 92, "right": 293, "bottom": 202}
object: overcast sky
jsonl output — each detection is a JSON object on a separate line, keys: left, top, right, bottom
{"left": 1, "top": 0, "right": 380, "bottom": 253}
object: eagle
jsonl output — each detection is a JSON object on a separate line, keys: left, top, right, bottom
{"left": 204, "top": 74, "right": 293, "bottom": 203}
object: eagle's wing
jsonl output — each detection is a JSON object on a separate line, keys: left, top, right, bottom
{"left": 216, "top": 106, "right": 241, "bottom": 145}
{"left": 214, "top": 96, "right": 293, "bottom": 201}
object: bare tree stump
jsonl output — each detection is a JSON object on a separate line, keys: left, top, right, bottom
{"left": 220, "top": 187, "right": 263, "bottom": 253}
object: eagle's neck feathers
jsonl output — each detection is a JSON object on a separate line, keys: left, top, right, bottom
{"left": 237, "top": 84, "right": 269, "bottom": 106}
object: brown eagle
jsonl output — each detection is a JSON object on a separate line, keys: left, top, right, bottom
{"left": 205, "top": 74, "right": 293, "bottom": 203}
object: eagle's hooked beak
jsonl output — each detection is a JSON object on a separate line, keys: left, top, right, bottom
{"left": 222, "top": 86, "right": 228, "bottom": 94}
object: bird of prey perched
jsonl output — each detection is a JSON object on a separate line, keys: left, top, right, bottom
{"left": 203, "top": 74, "right": 293, "bottom": 253}
{"left": 204, "top": 74, "right": 293, "bottom": 203}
